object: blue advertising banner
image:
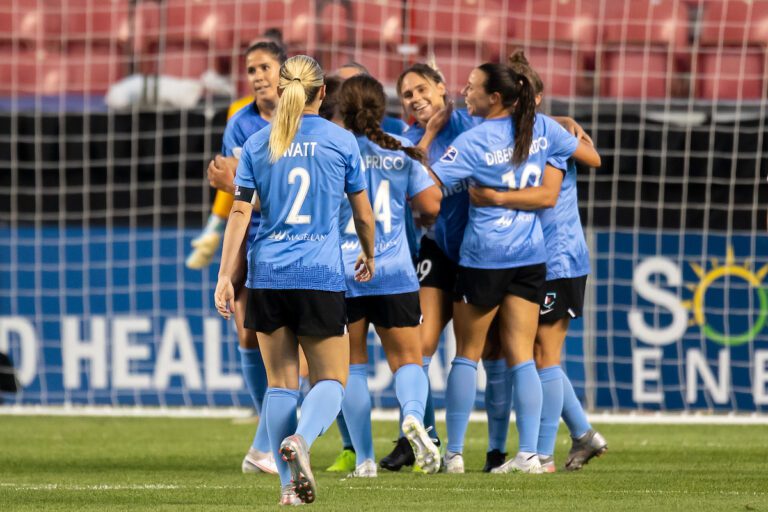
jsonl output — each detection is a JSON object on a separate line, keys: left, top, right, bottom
{"left": 593, "top": 231, "right": 768, "bottom": 411}
{"left": 0, "top": 227, "right": 488, "bottom": 408}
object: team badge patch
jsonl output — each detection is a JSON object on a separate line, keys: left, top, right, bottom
{"left": 542, "top": 292, "right": 557, "bottom": 310}
{"left": 440, "top": 145, "right": 459, "bottom": 163}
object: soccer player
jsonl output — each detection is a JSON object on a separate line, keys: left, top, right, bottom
{"left": 377, "top": 62, "right": 482, "bottom": 473}
{"left": 214, "top": 55, "right": 375, "bottom": 505}
{"left": 432, "top": 62, "right": 600, "bottom": 474}
{"left": 197, "top": 40, "right": 287, "bottom": 475}
{"left": 470, "top": 51, "right": 607, "bottom": 472}
{"left": 336, "top": 61, "right": 408, "bottom": 136}
{"left": 185, "top": 29, "right": 284, "bottom": 270}
{"left": 336, "top": 74, "right": 443, "bottom": 477}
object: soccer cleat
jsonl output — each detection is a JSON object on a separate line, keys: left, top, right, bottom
{"left": 402, "top": 415, "right": 441, "bottom": 474}
{"left": 565, "top": 429, "right": 608, "bottom": 471}
{"left": 279, "top": 484, "right": 304, "bottom": 506}
{"left": 379, "top": 437, "right": 415, "bottom": 472}
{"left": 279, "top": 434, "right": 317, "bottom": 504}
{"left": 482, "top": 449, "right": 507, "bottom": 473}
{"left": 539, "top": 455, "right": 556, "bottom": 473}
{"left": 412, "top": 436, "right": 440, "bottom": 473}
{"left": 242, "top": 448, "right": 278, "bottom": 474}
{"left": 490, "top": 452, "right": 544, "bottom": 474}
{"left": 442, "top": 451, "right": 465, "bottom": 474}
{"left": 348, "top": 459, "right": 377, "bottom": 478}
{"left": 326, "top": 448, "right": 356, "bottom": 473}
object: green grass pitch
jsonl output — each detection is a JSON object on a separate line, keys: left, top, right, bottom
{"left": 1, "top": 416, "right": 766, "bottom": 511}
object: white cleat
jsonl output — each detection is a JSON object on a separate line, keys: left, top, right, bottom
{"left": 443, "top": 451, "right": 465, "bottom": 474}
{"left": 185, "top": 231, "right": 222, "bottom": 269}
{"left": 491, "top": 452, "right": 544, "bottom": 474}
{"left": 280, "top": 434, "right": 316, "bottom": 504}
{"left": 402, "top": 415, "right": 441, "bottom": 474}
{"left": 539, "top": 455, "right": 556, "bottom": 473}
{"left": 242, "top": 448, "right": 278, "bottom": 474}
{"left": 348, "top": 459, "right": 377, "bottom": 478}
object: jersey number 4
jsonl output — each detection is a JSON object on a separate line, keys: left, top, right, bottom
{"left": 345, "top": 179, "right": 392, "bottom": 234}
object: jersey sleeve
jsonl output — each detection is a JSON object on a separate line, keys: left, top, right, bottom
{"left": 544, "top": 116, "right": 579, "bottom": 171}
{"left": 431, "top": 131, "right": 478, "bottom": 188}
{"left": 345, "top": 139, "right": 367, "bottom": 194}
{"left": 221, "top": 116, "right": 240, "bottom": 157}
{"left": 233, "top": 140, "right": 256, "bottom": 189}
{"left": 407, "top": 159, "right": 436, "bottom": 198}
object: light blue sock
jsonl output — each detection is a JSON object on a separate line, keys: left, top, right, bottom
{"left": 336, "top": 412, "right": 354, "bottom": 451}
{"left": 238, "top": 347, "right": 270, "bottom": 453}
{"left": 560, "top": 367, "right": 591, "bottom": 438}
{"left": 537, "top": 366, "right": 564, "bottom": 456}
{"left": 296, "top": 380, "right": 345, "bottom": 447}
{"left": 340, "top": 365, "right": 374, "bottom": 464}
{"left": 422, "top": 356, "right": 439, "bottom": 440}
{"left": 509, "top": 360, "right": 542, "bottom": 454}
{"left": 263, "top": 387, "right": 299, "bottom": 487}
{"left": 395, "top": 363, "right": 428, "bottom": 423}
{"left": 445, "top": 357, "right": 478, "bottom": 454}
{"left": 483, "top": 358, "right": 510, "bottom": 452}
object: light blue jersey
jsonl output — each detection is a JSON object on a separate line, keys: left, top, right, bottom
{"left": 234, "top": 115, "right": 367, "bottom": 291}
{"left": 403, "top": 109, "right": 481, "bottom": 262}
{"left": 340, "top": 135, "right": 436, "bottom": 297}
{"left": 382, "top": 115, "right": 408, "bottom": 136}
{"left": 432, "top": 114, "right": 578, "bottom": 269}
{"left": 541, "top": 159, "right": 591, "bottom": 280}
{"left": 221, "top": 102, "right": 270, "bottom": 249}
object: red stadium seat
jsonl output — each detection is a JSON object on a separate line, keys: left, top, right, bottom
{"left": 696, "top": 0, "right": 768, "bottom": 100}
{"left": 509, "top": 0, "right": 598, "bottom": 97}
{"left": 600, "top": 0, "right": 690, "bottom": 99}
{"left": 409, "top": 0, "right": 506, "bottom": 93}
{"left": 318, "top": 1, "right": 404, "bottom": 84}
{"left": 0, "top": 0, "right": 60, "bottom": 50}
{"left": 55, "top": 0, "right": 132, "bottom": 93}
{"left": 138, "top": 0, "right": 234, "bottom": 79}
{"left": 0, "top": 48, "right": 67, "bottom": 95}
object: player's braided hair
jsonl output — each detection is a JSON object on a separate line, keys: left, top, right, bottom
{"left": 340, "top": 74, "right": 425, "bottom": 163}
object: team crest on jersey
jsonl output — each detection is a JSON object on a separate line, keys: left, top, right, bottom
{"left": 542, "top": 292, "right": 557, "bottom": 310}
{"left": 440, "top": 146, "right": 459, "bottom": 163}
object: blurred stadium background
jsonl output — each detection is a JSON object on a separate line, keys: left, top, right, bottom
{"left": 1, "top": 0, "right": 767, "bottom": 416}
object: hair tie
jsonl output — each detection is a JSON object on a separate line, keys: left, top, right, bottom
{"left": 291, "top": 77, "right": 301, "bottom": 82}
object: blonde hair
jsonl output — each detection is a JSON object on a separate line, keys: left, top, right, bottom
{"left": 269, "top": 55, "right": 324, "bottom": 162}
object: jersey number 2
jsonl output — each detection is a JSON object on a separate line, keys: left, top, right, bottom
{"left": 286, "top": 167, "right": 311, "bottom": 224}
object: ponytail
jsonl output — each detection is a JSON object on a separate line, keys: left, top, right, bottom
{"left": 511, "top": 73, "right": 536, "bottom": 166}
{"left": 269, "top": 55, "right": 324, "bottom": 162}
{"left": 478, "top": 62, "right": 538, "bottom": 166}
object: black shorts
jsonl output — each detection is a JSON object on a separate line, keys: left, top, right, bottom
{"left": 244, "top": 288, "right": 347, "bottom": 337}
{"left": 538, "top": 275, "right": 588, "bottom": 324}
{"left": 346, "top": 292, "right": 423, "bottom": 328}
{"left": 415, "top": 236, "right": 458, "bottom": 292}
{"left": 455, "top": 263, "right": 547, "bottom": 307}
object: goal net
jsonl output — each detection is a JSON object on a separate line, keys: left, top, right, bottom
{"left": 1, "top": 0, "right": 767, "bottom": 413}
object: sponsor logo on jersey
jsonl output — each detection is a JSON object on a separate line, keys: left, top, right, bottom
{"left": 341, "top": 240, "right": 360, "bottom": 251}
{"left": 440, "top": 146, "right": 459, "bottom": 163}
{"left": 494, "top": 216, "right": 514, "bottom": 228}
{"left": 267, "top": 231, "right": 327, "bottom": 242}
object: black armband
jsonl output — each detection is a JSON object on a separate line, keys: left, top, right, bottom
{"left": 234, "top": 185, "right": 258, "bottom": 205}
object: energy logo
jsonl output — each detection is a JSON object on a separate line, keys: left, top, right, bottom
{"left": 681, "top": 246, "right": 768, "bottom": 346}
